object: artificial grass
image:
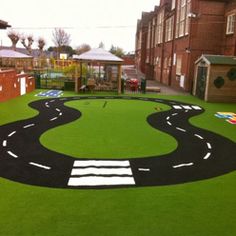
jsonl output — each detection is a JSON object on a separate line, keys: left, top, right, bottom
{"left": 40, "top": 99, "right": 176, "bottom": 159}
{"left": 0, "top": 90, "right": 235, "bottom": 236}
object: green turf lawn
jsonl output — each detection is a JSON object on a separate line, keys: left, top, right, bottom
{"left": 0, "top": 90, "right": 235, "bottom": 236}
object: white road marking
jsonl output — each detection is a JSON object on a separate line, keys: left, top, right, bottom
{"left": 185, "top": 110, "right": 189, "bottom": 113}
{"left": 59, "top": 112, "right": 62, "bottom": 116}
{"left": 56, "top": 108, "right": 61, "bottom": 112}
{"left": 73, "top": 160, "right": 130, "bottom": 167}
{"left": 138, "top": 168, "right": 150, "bottom": 172}
{"left": 182, "top": 105, "right": 192, "bottom": 110}
{"left": 192, "top": 106, "right": 202, "bottom": 110}
{"left": 50, "top": 100, "right": 55, "bottom": 103}
{"left": 2, "top": 140, "right": 7, "bottom": 147}
{"left": 176, "top": 127, "right": 186, "bottom": 132}
{"left": 173, "top": 163, "right": 194, "bottom": 168}
{"left": 167, "top": 121, "right": 172, "bottom": 126}
{"left": 29, "top": 162, "right": 51, "bottom": 170}
{"left": 23, "top": 124, "right": 35, "bottom": 129}
{"left": 172, "top": 113, "right": 178, "bottom": 116}
{"left": 50, "top": 117, "right": 58, "bottom": 121}
{"left": 45, "top": 102, "right": 50, "bottom": 108}
{"left": 194, "top": 134, "right": 204, "bottom": 140}
{"left": 166, "top": 116, "right": 170, "bottom": 120}
{"left": 8, "top": 131, "right": 16, "bottom": 137}
{"left": 203, "top": 152, "right": 211, "bottom": 160}
{"left": 173, "top": 105, "right": 182, "bottom": 109}
{"left": 7, "top": 151, "right": 18, "bottom": 158}
{"left": 71, "top": 167, "right": 132, "bottom": 176}
{"left": 207, "top": 143, "right": 212, "bottom": 149}
{"left": 68, "top": 176, "right": 135, "bottom": 186}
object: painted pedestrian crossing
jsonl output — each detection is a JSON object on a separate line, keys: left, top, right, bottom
{"left": 68, "top": 160, "right": 135, "bottom": 187}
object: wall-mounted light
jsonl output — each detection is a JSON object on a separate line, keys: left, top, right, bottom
{"left": 185, "top": 48, "right": 191, "bottom": 53}
{"left": 188, "top": 13, "right": 197, "bottom": 18}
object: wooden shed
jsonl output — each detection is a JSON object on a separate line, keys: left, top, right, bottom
{"left": 193, "top": 55, "right": 236, "bottom": 102}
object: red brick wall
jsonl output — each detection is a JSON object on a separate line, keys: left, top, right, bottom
{"left": 0, "top": 70, "right": 35, "bottom": 102}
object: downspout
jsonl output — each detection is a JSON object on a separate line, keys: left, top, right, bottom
{"left": 169, "top": 2, "right": 177, "bottom": 86}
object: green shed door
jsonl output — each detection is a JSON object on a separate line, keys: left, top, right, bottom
{"left": 196, "top": 66, "right": 208, "bottom": 99}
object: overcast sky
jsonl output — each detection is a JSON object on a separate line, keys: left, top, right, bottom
{"left": 0, "top": 0, "right": 159, "bottom": 53}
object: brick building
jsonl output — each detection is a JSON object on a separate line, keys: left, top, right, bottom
{"left": 135, "top": 0, "right": 236, "bottom": 92}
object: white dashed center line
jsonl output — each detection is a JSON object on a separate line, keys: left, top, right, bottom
{"left": 176, "top": 127, "right": 186, "bottom": 132}
{"left": 166, "top": 116, "right": 170, "bottom": 120}
{"left": 203, "top": 152, "right": 211, "bottom": 160}
{"left": 2, "top": 140, "right": 7, "bottom": 147}
{"left": 207, "top": 143, "right": 212, "bottom": 149}
{"left": 173, "top": 163, "right": 194, "bottom": 168}
{"left": 138, "top": 168, "right": 150, "bottom": 172}
{"left": 194, "top": 134, "right": 204, "bottom": 140}
{"left": 167, "top": 121, "right": 172, "bottom": 126}
{"left": 7, "top": 151, "right": 18, "bottom": 158}
{"left": 50, "top": 117, "right": 58, "bottom": 121}
{"left": 23, "top": 124, "right": 35, "bottom": 129}
{"left": 8, "top": 131, "right": 16, "bottom": 137}
{"left": 29, "top": 162, "right": 51, "bottom": 170}
{"left": 56, "top": 108, "right": 61, "bottom": 112}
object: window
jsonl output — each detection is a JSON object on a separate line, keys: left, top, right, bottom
{"left": 175, "top": 0, "right": 191, "bottom": 38}
{"left": 165, "top": 16, "right": 174, "bottom": 42}
{"left": 185, "top": 0, "right": 191, "bottom": 35}
{"left": 147, "top": 22, "right": 151, "bottom": 49}
{"left": 176, "top": 55, "right": 182, "bottom": 75}
{"left": 226, "top": 14, "right": 235, "bottom": 35}
{"left": 156, "top": 10, "right": 164, "bottom": 44}
{"left": 171, "top": 0, "right": 176, "bottom": 10}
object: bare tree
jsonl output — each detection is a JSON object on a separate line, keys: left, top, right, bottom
{"left": 38, "top": 37, "right": 46, "bottom": 57}
{"left": 52, "top": 28, "right": 71, "bottom": 48}
{"left": 21, "top": 35, "right": 34, "bottom": 55}
{"left": 7, "top": 30, "right": 20, "bottom": 50}
{"left": 76, "top": 44, "right": 91, "bottom": 55}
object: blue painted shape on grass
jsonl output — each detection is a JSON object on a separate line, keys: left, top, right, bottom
{"left": 36, "top": 90, "right": 63, "bottom": 97}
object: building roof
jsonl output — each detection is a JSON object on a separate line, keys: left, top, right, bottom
{"left": 73, "top": 48, "right": 123, "bottom": 64}
{"left": 0, "top": 49, "right": 32, "bottom": 58}
{"left": 0, "top": 20, "right": 11, "bottom": 29}
{"left": 196, "top": 54, "right": 236, "bottom": 65}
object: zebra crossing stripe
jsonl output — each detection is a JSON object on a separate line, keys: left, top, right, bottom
{"left": 173, "top": 105, "right": 182, "bottom": 109}
{"left": 68, "top": 160, "right": 135, "bottom": 186}
{"left": 71, "top": 167, "right": 133, "bottom": 176}
{"left": 192, "top": 105, "right": 202, "bottom": 110}
{"left": 73, "top": 160, "right": 130, "bottom": 167}
{"left": 182, "top": 105, "right": 192, "bottom": 110}
{"left": 68, "top": 176, "right": 135, "bottom": 186}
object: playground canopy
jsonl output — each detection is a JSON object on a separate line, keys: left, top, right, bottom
{"left": 73, "top": 48, "right": 123, "bottom": 93}
{"left": 0, "top": 49, "right": 33, "bottom": 70}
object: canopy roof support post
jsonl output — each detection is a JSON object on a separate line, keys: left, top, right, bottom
{"left": 118, "top": 64, "right": 122, "bottom": 94}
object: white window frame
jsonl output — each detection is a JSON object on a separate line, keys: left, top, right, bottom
{"left": 226, "top": 14, "right": 235, "bottom": 35}
{"left": 176, "top": 55, "right": 182, "bottom": 75}
{"left": 165, "top": 16, "right": 174, "bottom": 42}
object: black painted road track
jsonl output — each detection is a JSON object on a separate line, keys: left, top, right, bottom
{"left": 0, "top": 96, "right": 236, "bottom": 189}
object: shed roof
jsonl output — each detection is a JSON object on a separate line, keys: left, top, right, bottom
{"left": 73, "top": 48, "right": 123, "bottom": 64}
{"left": 0, "top": 49, "right": 32, "bottom": 58}
{"left": 196, "top": 54, "right": 236, "bottom": 65}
